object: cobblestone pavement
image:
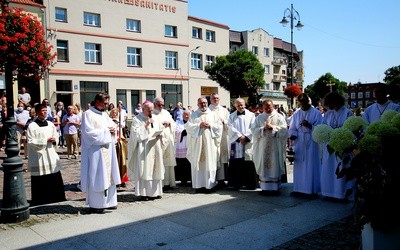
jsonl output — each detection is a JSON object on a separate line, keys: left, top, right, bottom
{"left": 0, "top": 148, "right": 361, "bottom": 249}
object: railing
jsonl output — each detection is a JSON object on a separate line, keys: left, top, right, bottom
{"left": 257, "top": 89, "right": 287, "bottom": 98}
{"left": 272, "top": 57, "right": 288, "bottom": 65}
{"left": 272, "top": 75, "right": 287, "bottom": 82}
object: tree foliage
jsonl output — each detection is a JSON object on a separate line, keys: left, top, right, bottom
{"left": 0, "top": 5, "right": 56, "bottom": 80}
{"left": 305, "top": 73, "right": 347, "bottom": 105}
{"left": 205, "top": 50, "right": 265, "bottom": 100}
{"left": 383, "top": 65, "right": 400, "bottom": 102}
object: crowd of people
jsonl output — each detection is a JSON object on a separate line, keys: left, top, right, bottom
{"left": 2, "top": 83, "right": 399, "bottom": 214}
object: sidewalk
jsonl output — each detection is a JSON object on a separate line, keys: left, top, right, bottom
{"left": 0, "top": 149, "right": 360, "bottom": 249}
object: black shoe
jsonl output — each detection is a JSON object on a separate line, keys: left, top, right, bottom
{"left": 140, "top": 196, "right": 149, "bottom": 201}
{"left": 259, "top": 190, "right": 280, "bottom": 196}
{"left": 120, "top": 183, "right": 127, "bottom": 188}
{"left": 89, "top": 208, "right": 106, "bottom": 214}
{"left": 217, "top": 180, "right": 227, "bottom": 189}
{"left": 195, "top": 187, "right": 206, "bottom": 193}
{"left": 148, "top": 196, "right": 162, "bottom": 201}
{"left": 290, "top": 192, "right": 318, "bottom": 199}
{"left": 106, "top": 206, "right": 118, "bottom": 210}
{"left": 163, "top": 186, "right": 172, "bottom": 192}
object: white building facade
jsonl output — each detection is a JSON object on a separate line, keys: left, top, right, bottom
{"left": 41, "top": 0, "right": 230, "bottom": 117}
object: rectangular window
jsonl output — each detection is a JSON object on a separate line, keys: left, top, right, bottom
{"left": 264, "top": 47, "right": 270, "bottom": 57}
{"left": 358, "top": 92, "right": 363, "bottom": 98}
{"left": 80, "top": 81, "right": 108, "bottom": 110}
{"left": 127, "top": 47, "right": 142, "bottom": 66}
{"left": 56, "top": 80, "right": 72, "bottom": 92}
{"left": 351, "top": 92, "right": 355, "bottom": 99}
{"left": 56, "top": 40, "right": 69, "bottom": 62}
{"left": 252, "top": 46, "right": 258, "bottom": 55}
{"left": 55, "top": 7, "right": 67, "bottom": 22}
{"left": 273, "top": 83, "right": 280, "bottom": 91}
{"left": 165, "top": 51, "right": 177, "bottom": 69}
{"left": 192, "top": 27, "right": 202, "bottom": 39}
{"left": 265, "top": 84, "right": 270, "bottom": 90}
{"left": 116, "top": 89, "right": 127, "bottom": 111}
{"left": 146, "top": 90, "right": 156, "bottom": 102}
{"left": 85, "top": 43, "right": 102, "bottom": 64}
{"left": 162, "top": 84, "right": 182, "bottom": 107}
{"left": 126, "top": 19, "right": 141, "bottom": 32}
{"left": 365, "top": 92, "right": 370, "bottom": 98}
{"left": 264, "top": 65, "right": 270, "bottom": 74}
{"left": 205, "top": 30, "right": 215, "bottom": 42}
{"left": 205, "top": 55, "right": 215, "bottom": 66}
{"left": 191, "top": 53, "right": 202, "bottom": 70}
{"left": 131, "top": 90, "right": 140, "bottom": 115}
{"left": 84, "top": 12, "right": 100, "bottom": 27}
{"left": 165, "top": 25, "right": 177, "bottom": 38}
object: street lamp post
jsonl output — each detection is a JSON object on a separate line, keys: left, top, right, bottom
{"left": 280, "top": 4, "right": 303, "bottom": 108}
{"left": 187, "top": 46, "right": 200, "bottom": 107}
{"left": 1, "top": 0, "right": 30, "bottom": 223}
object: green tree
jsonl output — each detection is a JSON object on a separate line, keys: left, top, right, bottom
{"left": 205, "top": 50, "right": 265, "bottom": 105}
{"left": 305, "top": 73, "right": 347, "bottom": 105}
{"left": 383, "top": 65, "right": 400, "bottom": 102}
{"left": 304, "top": 84, "right": 320, "bottom": 107}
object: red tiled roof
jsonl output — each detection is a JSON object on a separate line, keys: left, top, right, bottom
{"left": 188, "top": 15, "right": 229, "bottom": 30}
{"left": 10, "top": 0, "right": 44, "bottom": 8}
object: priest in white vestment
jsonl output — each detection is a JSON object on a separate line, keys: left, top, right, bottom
{"left": 288, "top": 93, "right": 322, "bottom": 197}
{"left": 128, "top": 101, "right": 165, "bottom": 200}
{"left": 81, "top": 93, "right": 121, "bottom": 214}
{"left": 186, "top": 97, "right": 223, "bottom": 192}
{"left": 153, "top": 97, "right": 177, "bottom": 190}
{"left": 209, "top": 93, "right": 230, "bottom": 188}
{"left": 251, "top": 100, "right": 287, "bottom": 194}
{"left": 227, "top": 98, "right": 258, "bottom": 190}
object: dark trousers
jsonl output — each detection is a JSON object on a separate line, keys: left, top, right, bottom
{"left": 175, "top": 158, "right": 191, "bottom": 184}
{"left": 228, "top": 158, "right": 258, "bottom": 190}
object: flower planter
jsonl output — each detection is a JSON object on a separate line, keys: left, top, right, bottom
{"left": 362, "top": 223, "right": 400, "bottom": 250}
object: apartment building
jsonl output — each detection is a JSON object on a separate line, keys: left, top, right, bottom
{"left": 230, "top": 29, "right": 303, "bottom": 110}
{"left": 2, "top": 0, "right": 230, "bottom": 115}
{"left": 3, "top": 0, "right": 306, "bottom": 113}
{"left": 347, "top": 82, "right": 381, "bottom": 108}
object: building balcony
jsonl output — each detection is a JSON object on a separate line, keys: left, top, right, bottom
{"left": 257, "top": 89, "right": 287, "bottom": 99}
{"left": 272, "top": 57, "right": 288, "bottom": 65}
{"left": 272, "top": 74, "right": 287, "bottom": 82}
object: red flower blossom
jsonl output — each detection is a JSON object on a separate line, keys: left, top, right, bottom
{"left": 0, "top": 5, "right": 56, "bottom": 80}
{"left": 284, "top": 84, "right": 303, "bottom": 98}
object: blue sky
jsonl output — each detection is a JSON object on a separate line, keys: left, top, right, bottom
{"left": 188, "top": 0, "right": 400, "bottom": 86}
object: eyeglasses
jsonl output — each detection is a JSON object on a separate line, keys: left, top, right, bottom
{"left": 156, "top": 104, "right": 165, "bottom": 107}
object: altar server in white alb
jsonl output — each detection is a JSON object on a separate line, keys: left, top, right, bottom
{"left": 362, "top": 83, "right": 400, "bottom": 123}
{"left": 289, "top": 93, "right": 322, "bottom": 197}
{"left": 27, "top": 104, "right": 66, "bottom": 206}
{"left": 186, "top": 97, "right": 222, "bottom": 193}
{"left": 251, "top": 99, "right": 287, "bottom": 195}
{"left": 80, "top": 93, "right": 121, "bottom": 214}
{"left": 128, "top": 101, "right": 165, "bottom": 201}
{"left": 320, "top": 92, "right": 355, "bottom": 201}
{"left": 227, "top": 98, "right": 258, "bottom": 190}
